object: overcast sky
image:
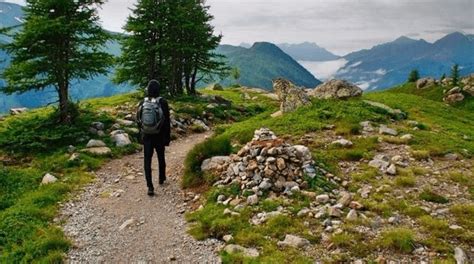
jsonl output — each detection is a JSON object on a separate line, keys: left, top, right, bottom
{"left": 5, "top": 0, "right": 474, "bottom": 55}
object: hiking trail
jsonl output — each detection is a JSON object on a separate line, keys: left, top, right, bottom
{"left": 60, "top": 132, "right": 221, "bottom": 263}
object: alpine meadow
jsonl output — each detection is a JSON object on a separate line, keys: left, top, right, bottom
{"left": 0, "top": 0, "right": 473, "bottom": 263}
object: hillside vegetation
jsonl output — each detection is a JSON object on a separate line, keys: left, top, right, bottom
{"left": 184, "top": 85, "right": 474, "bottom": 263}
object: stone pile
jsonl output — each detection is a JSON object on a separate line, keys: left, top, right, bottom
{"left": 210, "top": 128, "right": 321, "bottom": 196}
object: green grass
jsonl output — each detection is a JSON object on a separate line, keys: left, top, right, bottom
{"left": 379, "top": 228, "right": 416, "bottom": 253}
{"left": 419, "top": 189, "right": 449, "bottom": 204}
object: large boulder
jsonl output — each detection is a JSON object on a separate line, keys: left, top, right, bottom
{"left": 444, "top": 93, "right": 465, "bottom": 104}
{"left": 209, "top": 83, "right": 223, "bottom": 91}
{"left": 309, "top": 79, "right": 362, "bottom": 99}
{"left": 86, "top": 139, "right": 106, "bottom": 148}
{"left": 416, "top": 77, "right": 437, "bottom": 89}
{"left": 273, "top": 78, "right": 311, "bottom": 113}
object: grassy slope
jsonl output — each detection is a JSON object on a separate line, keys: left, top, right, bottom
{"left": 185, "top": 86, "right": 474, "bottom": 263}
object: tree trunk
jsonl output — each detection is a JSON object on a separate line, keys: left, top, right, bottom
{"left": 190, "top": 66, "right": 198, "bottom": 95}
{"left": 58, "top": 82, "right": 69, "bottom": 123}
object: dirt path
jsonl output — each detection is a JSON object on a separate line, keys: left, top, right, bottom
{"left": 61, "top": 132, "right": 222, "bottom": 264}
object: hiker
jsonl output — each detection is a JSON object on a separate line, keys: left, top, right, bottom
{"left": 136, "top": 80, "right": 171, "bottom": 196}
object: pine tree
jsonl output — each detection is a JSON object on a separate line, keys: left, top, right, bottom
{"left": 451, "top": 64, "right": 459, "bottom": 86}
{"left": 115, "top": 0, "right": 228, "bottom": 96}
{"left": 1, "top": 0, "right": 113, "bottom": 123}
{"left": 440, "top": 73, "right": 446, "bottom": 80}
{"left": 408, "top": 69, "right": 420, "bottom": 82}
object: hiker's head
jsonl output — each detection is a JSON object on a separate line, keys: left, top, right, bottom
{"left": 146, "top": 80, "right": 160, "bottom": 98}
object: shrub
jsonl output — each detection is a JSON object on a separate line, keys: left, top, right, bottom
{"left": 182, "top": 136, "right": 232, "bottom": 188}
{"left": 380, "top": 228, "right": 416, "bottom": 253}
{"left": 419, "top": 189, "right": 449, "bottom": 204}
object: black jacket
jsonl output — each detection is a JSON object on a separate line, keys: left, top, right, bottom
{"left": 136, "top": 97, "right": 171, "bottom": 146}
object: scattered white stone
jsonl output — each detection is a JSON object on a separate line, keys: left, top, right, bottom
{"left": 386, "top": 164, "right": 397, "bottom": 175}
{"left": 224, "top": 244, "right": 259, "bottom": 258}
{"left": 454, "top": 247, "right": 468, "bottom": 264}
{"left": 346, "top": 209, "right": 358, "bottom": 221}
{"left": 247, "top": 194, "right": 259, "bottom": 205}
{"left": 86, "top": 139, "right": 106, "bottom": 148}
{"left": 277, "top": 234, "right": 310, "bottom": 248}
{"left": 379, "top": 125, "right": 398, "bottom": 136}
{"left": 119, "top": 218, "right": 136, "bottom": 231}
{"left": 331, "top": 139, "right": 353, "bottom": 148}
{"left": 41, "top": 173, "right": 58, "bottom": 185}
{"left": 316, "top": 194, "right": 330, "bottom": 203}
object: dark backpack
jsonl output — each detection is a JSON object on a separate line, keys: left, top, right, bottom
{"left": 140, "top": 97, "right": 164, "bottom": 134}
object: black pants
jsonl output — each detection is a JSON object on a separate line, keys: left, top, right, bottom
{"left": 143, "top": 140, "right": 166, "bottom": 189}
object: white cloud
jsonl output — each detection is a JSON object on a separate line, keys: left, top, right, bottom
{"left": 298, "top": 59, "right": 347, "bottom": 81}
{"left": 4, "top": 0, "right": 474, "bottom": 54}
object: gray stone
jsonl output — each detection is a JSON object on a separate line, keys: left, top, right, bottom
{"left": 111, "top": 132, "right": 132, "bottom": 147}
{"left": 86, "top": 139, "right": 106, "bottom": 148}
{"left": 277, "top": 234, "right": 310, "bottom": 248}
{"left": 379, "top": 125, "right": 398, "bottom": 136}
{"left": 454, "top": 247, "right": 468, "bottom": 264}
{"left": 346, "top": 209, "right": 358, "bottom": 221}
{"left": 224, "top": 244, "right": 259, "bottom": 258}
{"left": 82, "top": 147, "right": 112, "bottom": 155}
{"left": 316, "top": 194, "right": 330, "bottom": 203}
{"left": 331, "top": 139, "right": 353, "bottom": 148}
{"left": 444, "top": 93, "right": 465, "bottom": 104}
{"left": 91, "top": 122, "right": 105, "bottom": 131}
{"left": 201, "top": 156, "right": 230, "bottom": 172}
{"left": 10, "top": 107, "right": 28, "bottom": 115}
{"left": 273, "top": 78, "right": 311, "bottom": 113}
{"left": 386, "top": 164, "right": 397, "bottom": 175}
{"left": 41, "top": 173, "right": 58, "bottom": 185}
{"left": 416, "top": 77, "right": 437, "bottom": 89}
{"left": 247, "top": 194, "right": 259, "bottom": 205}
{"left": 337, "top": 192, "right": 352, "bottom": 207}
{"left": 309, "top": 79, "right": 363, "bottom": 99}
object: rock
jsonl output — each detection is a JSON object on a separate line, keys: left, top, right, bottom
{"left": 192, "top": 119, "right": 210, "bottom": 131}
{"left": 316, "top": 194, "right": 330, "bottom": 203}
{"left": 273, "top": 78, "right": 311, "bottom": 113}
{"left": 41, "top": 173, "right": 58, "bottom": 185}
{"left": 258, "top": 179, "right": 273, "bottom": 190}
{"left": 111, "top": 131, "right": 132, "bottom": 147}
{"left": 337, "top": 192, "right": 352, "bottom": 207}
{"left": 454, "top": 247, "right": 468, "bottom": 264}
{"left": 293, "top": 145, "right": 312, "bottom": 160}
{"left": 369, "top": 156, "right": 390, "bottom": 171}
{"left": 309, "top": 79, "right": 362, "bottom": 99}
{"left": 328, "top": 206, "right": 342, "bottom": 218}
{"left": 68, "top": 153, "right": 80, "bottom": 162}
{"left": 271, "top": 111, "right": 283, "bottom": 118}
{"left": 82, "top": 147, "right": 112, "bottom": 155}
{"left": 446, "top": 86, "right": 462, "bottom": 95}
{"left": 349, "top": 201, "right": 364, "bottom": 210}
{"left": 247, "top": 194, "right": 259, "bottom": 205}
{"left": 10, "top": 107, "right": 28, "bottom": 115}
{"left": 223, "top": 235, "right": 233, "bottom": 243}
{"left": 416, "top": 77, "right": 437, "bottom": 89}
{"left": 277, "top": 234, "right": 310, "bottom": 248}
{"left": 363, "top": 100, "right": 407, "bottom": 119}
{"left": 379, "top": 125, "right": 398, "bottom": 136}
{"left": 346, "top": 209, "right": 358, "bottom": 221}
{"left": 449, "top": 225, "right": 463, "bottom": 231}
{"left": 209, "top": 83, "right": 223, "bottom": 91}
{"left": 360, "top": 121, "right": 375, "bottom": 132}
{"left": 117, "top": 119, "right": 134, "bottom": 127}
{"left": 217, "top": 195, "right": 226, "bottom": 203}
{"left": 67, "top": 145, "right": 76, "bottom": 153}
{"left": 223, "top": 209, "right": 232, "bottom": 216}
{"left": 201, "top": 156, "right": 230, "bottom": 172}
{"left": 386, "top": 164, "right": 397, "bottom": 175}
{"left": 86, "top": 139, "right": 106, "bottom": 148}
{"left": 91, "top": 122, "right": 105, "bottom": 131}
{"left": 444, "top": 93, "right": 465, "bottom": 104}
{"left": 297, "top": 208, "right": 310, "bottom": 217}
{"left": 224, "top": 244, "right": 259, "bottom": 258}
{"left": 119, "top": 218, "right": 136, "bottom": 231}
{"left": 444, "top": 153, "right": 459, "bottom": 161}
{"left": 400, "top": 134, "right": 413, "bottom": 141}
{"left": 331, "top": 139, "right": 353, "bottom": 148}
{"left": 464, "top": 85, "right": 474, "bottom": 96}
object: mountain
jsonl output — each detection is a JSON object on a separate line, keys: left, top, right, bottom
{"left": 335, "top": 32, "right": 474, "bottom": 90}
{"left": 277, "top": 42, "right": 340, "bottom": 61}
{"left": 216, "top": 42, "right": 321, "bottom": 89}
{"left": 0, "top": 2, "right": 132, "bottom": 114}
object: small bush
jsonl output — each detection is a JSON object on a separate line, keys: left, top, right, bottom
{"left": 182, "top": 136, "right": 232, "bottom": 188}
{"left": 419, "top": 189, "right": 449, "bottom": 204}
{"left": 380, "top": 228, "right": 416, "bottom": 253}
{"left": 395, "top": 176, "right": 416, "bottom": 187}
{"left": 450, "top": 204, "right": 474, "bottom": 229}
{"left": 411, "top": 150, "right": 431, "bottom": 160}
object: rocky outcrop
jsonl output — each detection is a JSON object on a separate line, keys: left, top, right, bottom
{"left": 309, "top": 79, "right": 362, "bottom": 99}
{"left": 10, "top": 108, "right": 28, "bottom": 116}
{"left": 461, "top": 74, "right": 474, "bottom": 96}
{"left": 273, "top": 78, "right": 311, "bottom": 113}
{"left": 210, "top": 128, "right": 325, "bottom": 197}
{"left": 416, "top": 77, "right": 437, "bottom": 89}
{"left": 444, "top": 87, "right": 465, "bottom": 104}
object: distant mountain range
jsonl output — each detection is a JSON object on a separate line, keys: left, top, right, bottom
{"left": 334, "top": 32, "right": 474, "bottom": 90}
{"left": 0, "top": 2, "right": 132, "bottom": 113}
{"left": 215, "top": 42, "right": 321, "bottom": 89}
{"left": 277, "top": 42, "right": 340, "bottom": 62}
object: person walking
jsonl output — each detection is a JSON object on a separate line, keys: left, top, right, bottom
{"left": 136, "top": 80, "right": 171, "bottom": 196}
